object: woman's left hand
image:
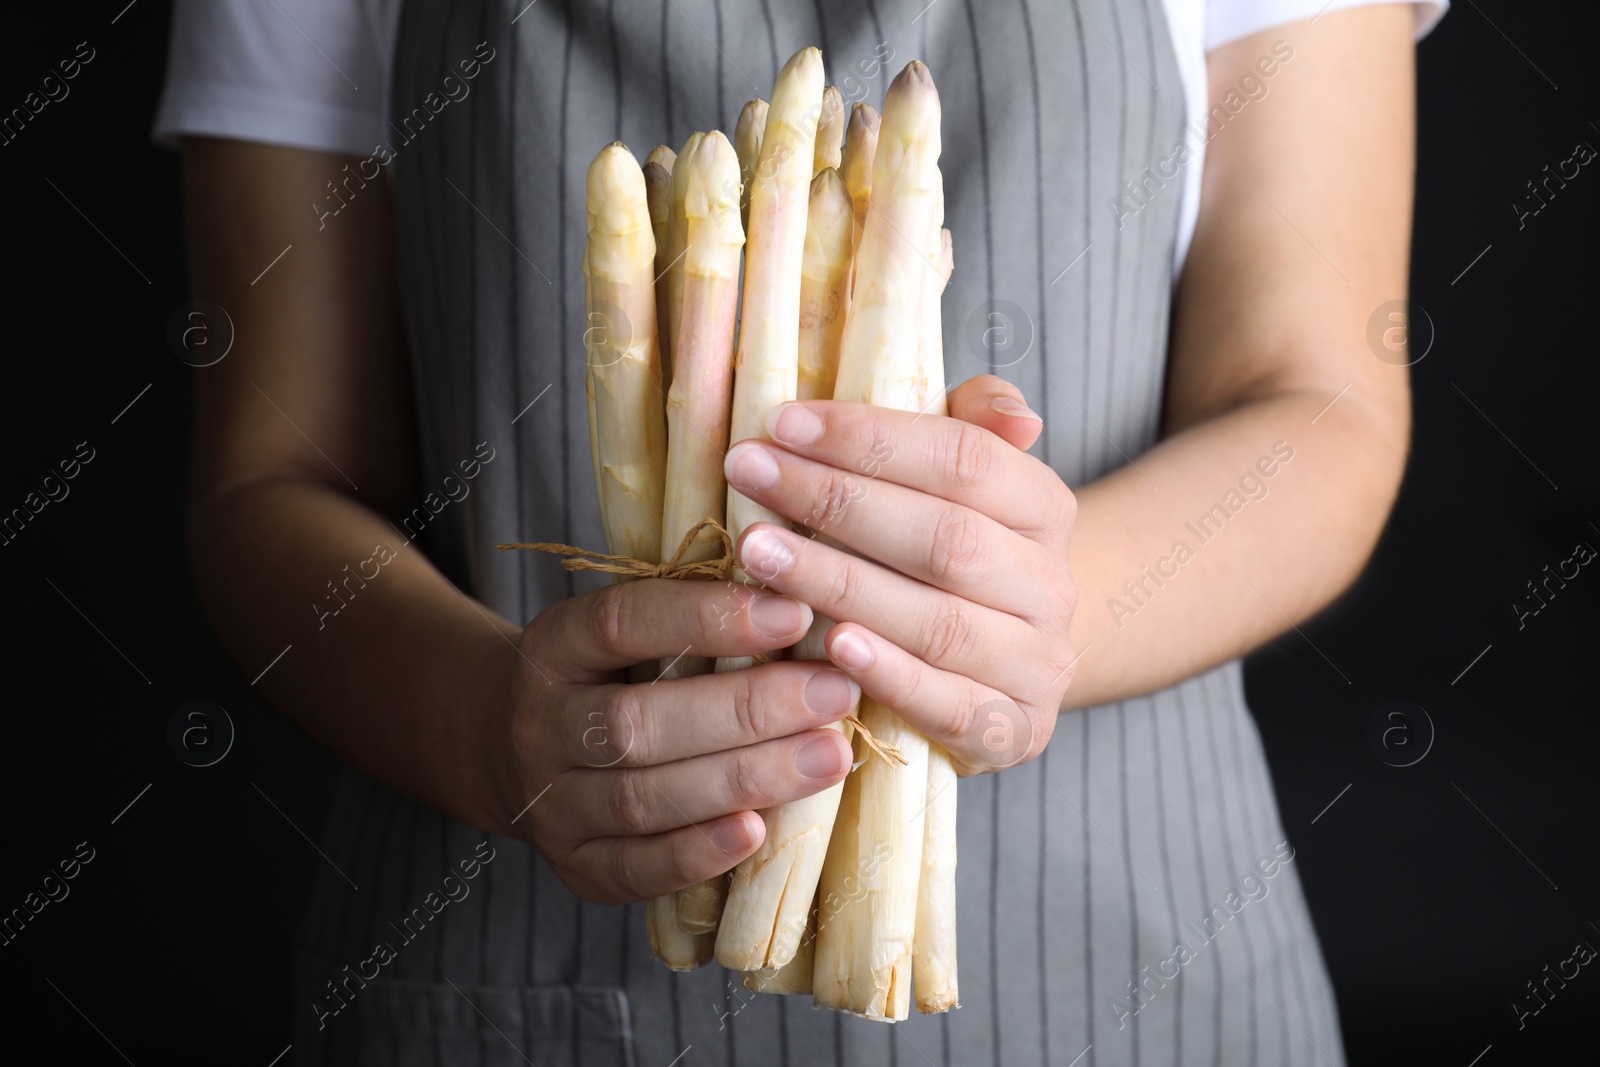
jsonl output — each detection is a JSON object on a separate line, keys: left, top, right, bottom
{"left": 724, "top": 374, "right": 1078, "bottom": 775}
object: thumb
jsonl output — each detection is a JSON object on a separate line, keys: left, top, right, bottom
{"left": 947, "top": 374, "right": 1043, "bottom": 452}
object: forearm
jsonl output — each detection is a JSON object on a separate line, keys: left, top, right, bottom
{"left": 190, "top": 477, "right": 520, "bottom": 832}
{"left": 1057, "top": 7, "right": 1417, "bottom": 711}
{"left": 179, "top": 139, "right": 525, "bottom": 836}
{"left": 1061, "top": 379, "right": 1405, "bottom": 710}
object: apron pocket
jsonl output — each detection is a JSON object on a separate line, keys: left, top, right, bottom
{"left": 294, "top": 948, "right": 635, "bottom": 1067}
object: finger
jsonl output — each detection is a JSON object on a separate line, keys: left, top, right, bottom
{"left": 947, "top": 374, "right": 1043, "bottom": 452}
{"left": 823, "top": 622, "right": 1045, "bottom": 775}
{"left": 724, "top": 439, "right": 1045, "bottom": 614}
{"left": 533, "top": 578, "right": 813, "bottom": 681}
{"left": 565, "top": 810, "right": 764, "bottom": 903}
{"left": 735, "top": 521, "right": 1038, "bottom": 687}
{"left": 563, "top": 663, "right": 860, "bottom": 768}
{"left": 565, "top": 727, "right": 852, "bottom": 837}
{"left": 755, "top": 397, "right": 1071, "bottom": 538}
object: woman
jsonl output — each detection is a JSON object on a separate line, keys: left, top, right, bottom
{"left": 157, "top": 0, "right": 1446, "bottom": 1063}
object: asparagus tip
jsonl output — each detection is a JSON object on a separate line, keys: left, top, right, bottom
{"left": 643, "top": 159, "right": 673, "bottom": 224}
{"left": 668, "top": 132, "right": 708, "bottom": 212}
{"left": 879, "top": 61, "right": 942, "bottom": 162}
{"left": 822, "top": 84, "right": 844, "bottom": 116}
{"left": 676, "top": 130, "right": 707, "bottom": 162}
{"left": 808, "top": 167, "right": 851, "bottom": 222}
{"left": 586, "top": 143, "right": 650, "bottom": 236}
{"left": 779, "top": 45, "right": 824, "bottom": 84}
{"left": 884, "top": 61, "right": 939, "bottom": 125}
{"left": 901, "top": 60, "right": 935, "bottom": 88}
{"left": 686, "top": 129, "right": 743, "bottom": 222}
{"left": 645, "top": 144, "right": 677, "bottom": 170}
{"left": 847, "top": 100, "right": 882, "bottom": 133}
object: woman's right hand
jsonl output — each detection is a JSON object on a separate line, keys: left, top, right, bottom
{"left": 489, "top": 579, "right": 858, "bottom": 905}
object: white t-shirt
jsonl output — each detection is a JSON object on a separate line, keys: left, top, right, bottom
{"left": 153, "top": 0, "right": 1446, "bottom": 272}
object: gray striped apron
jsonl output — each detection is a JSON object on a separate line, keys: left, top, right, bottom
{"left": 290, "top": 2, "right": 1348, "bottom": 1064}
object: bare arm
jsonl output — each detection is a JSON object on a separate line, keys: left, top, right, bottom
{"left": 1063, "top": 5, "right": 1414, "bottom": 706}
{"left": 183, "top": 139, "right": 520, "bottom": 831}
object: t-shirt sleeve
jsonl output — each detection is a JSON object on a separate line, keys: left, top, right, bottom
{"left": 1206, "top": 0, "right": 1448, "bottom": 51}
{"left": 152, "top": 0, "right": 398, "bottom": 155}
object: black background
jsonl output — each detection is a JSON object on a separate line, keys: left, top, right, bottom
{"left": 2, "top": 2, "right": 1595, "bottom": 1064}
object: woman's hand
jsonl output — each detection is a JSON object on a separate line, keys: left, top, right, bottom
{"left": 724, "top": 374, "right": 1078, "bottom": 775}
{"left": 493, "top": 579, "right": 857, "bottom": 904}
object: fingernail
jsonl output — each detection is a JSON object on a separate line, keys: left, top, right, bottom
{"left": 749, "top": 594, "right": 807, "bottom": 638}
{"left": 714, "top": 816, "right": 751, "bottom": 854}
{"left": 803, "top": 669, "right": 860, "bottom": 717}
{"left": 767, "top": 403, "right": 825, "bottom": 447}
{"left": 990, "top": 395, "right": 1042, "bottom": 421}
{"left": 795, "top": 733, "right": 847, "bottom": 779}
{"left": 741, "top": 527, "right": 794, "bottom": 579}
{"left": 725, "top": 441, "right": 781, "bottom": 491}
{"left": 830, "top": 630, "right": 875, "bottom": 670}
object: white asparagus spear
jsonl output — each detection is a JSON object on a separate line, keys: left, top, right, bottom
{"left": 584, "top": 143, "right": 668, "bottom": 568}
{"left": 675, "top": 876, "right": 726, "bottom": 935}
{"left": 657, "top": 133, "right": 743, "bottom": 680}
{"left": 915, "top": 748, "right": 959, "bottom": 1010}
{"left": 724, "top": 48, "right": 823, "bottom": 577}
{"left": 644, "top": 146, "right": 676, "bottom": 258}
{"left": 586, "top": 145, "right": 706, "bottom": 970}
{"left": 911, "top": 220, "right": 952, "bottom": 412}
{"left": 773, "top": 178, "right": 863, "bottom": 959}
{"left": 716, "top": 46, "right": 824, "bottom": 678}
{"left": 716, "top": 617, "right": 852, "bottom": 971}
{"left": 810, "top": 715, "right": 871, "bottom": 996}
{"left": 726, "top": 167, "right": 857, "bottom": 980}
{"left": 734, "top": 99, "right": 768, "bottom": 233}
{"left": 838, "top": 102, "right": 881, "bottom": 268}
{"left": 811, "top": 61, "right": 945, "bottom": 1023}
{"left": 814, "top": 85, "right": 845, "bottom": 176}
{"left": 644, "top": 144, "right": 676, "bottom": 386}
{"left": 656, "top": 131, "right": 747, "bottom": 934}
{"left": 711, "top": 52, "right": 840, "bottom": 968}
{"left": 913, "top": 226, "right": 959, "bottom": 1013}
{"left": 741, "top": 891, "right": 819, "bottom": 994}
{"left": 796, "top": 168, "right": 854, "bottom": 402}
{"left": 661, "top": 132, "right": 705, "bottom": 397}
{"left": 646, "top": 893, "right": 712, "bottom": 971}
{"left": 717, "top": 173, "right": 869, "bottom": 954}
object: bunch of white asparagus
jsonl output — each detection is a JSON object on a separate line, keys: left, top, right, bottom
{"left": 582, "top": 48, "right": 957, "bottom": 1021}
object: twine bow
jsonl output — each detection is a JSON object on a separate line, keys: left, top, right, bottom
{"left": 497, "top": 518, "right": 907, "bottom": 767}
{"left": 498, "top": 518, "right": 735, "bottom": 580}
